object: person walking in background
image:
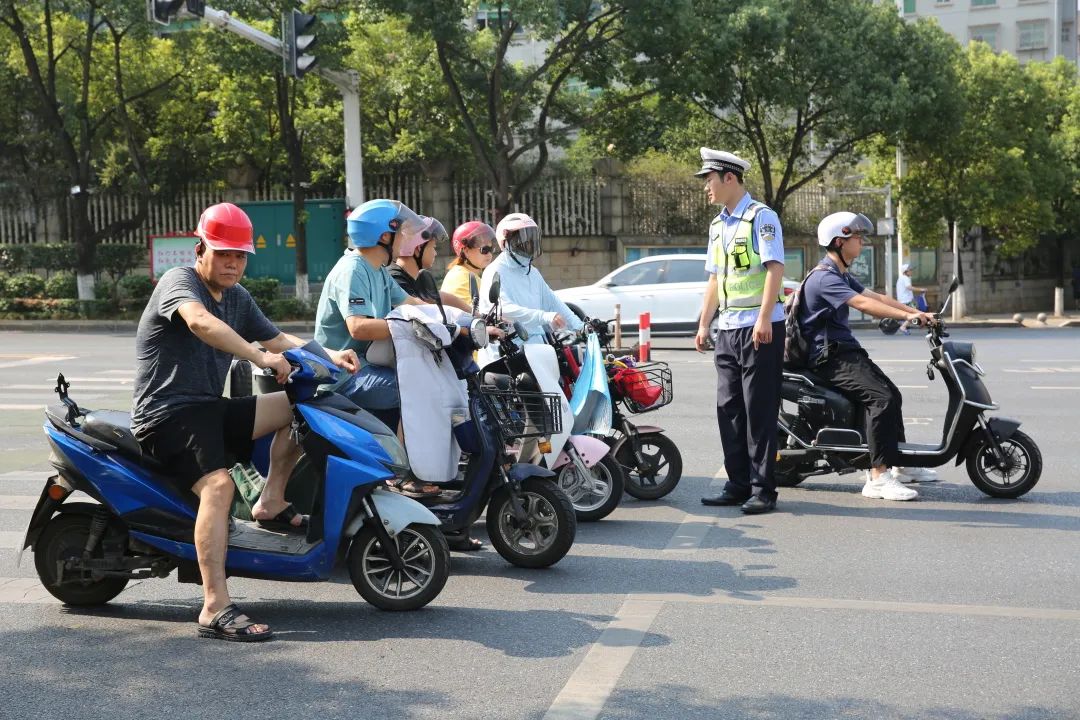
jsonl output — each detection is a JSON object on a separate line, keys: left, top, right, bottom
{"left": 896, "top": 263, "right": 928, "bottom": 335}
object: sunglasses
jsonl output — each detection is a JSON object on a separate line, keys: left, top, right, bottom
{"left": 474, "top": 245, "right": 494, "bottom": 255}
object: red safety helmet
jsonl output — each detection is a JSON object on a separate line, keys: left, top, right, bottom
{"left": 451, "top": 221, "right": 496, "bottom": 257}
{"left": 195, "top": 202, "right": 255, "bottom": 254}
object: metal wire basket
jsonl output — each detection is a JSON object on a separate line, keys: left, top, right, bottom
{"left": 478, "top": 387, "right": 563, "bottom": 439}
{"left": 610, "top": 362, "right": 673, "bottom": 414}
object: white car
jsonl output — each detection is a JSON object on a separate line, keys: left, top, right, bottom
{"left": 555, "top": 254, "right": 799, "bottom": 335}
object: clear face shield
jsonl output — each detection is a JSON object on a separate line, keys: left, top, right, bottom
{"left": 388, "top": 203, "right": 426, "bottom": 248}
{"left": 843, "top": 214, "right": 874, "bottom": 238}
{"left": 508, "top": 225, "right": 542, "bottom": 260}
{"left": 421, "top": 218, "right": 449, "bottom": 248}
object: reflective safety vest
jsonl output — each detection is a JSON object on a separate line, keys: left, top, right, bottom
{"left": 711, "top": 201, "right": 784, "bottom": 311}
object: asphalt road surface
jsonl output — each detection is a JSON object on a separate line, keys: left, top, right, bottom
{"left": 0, "top": 327, "right": 1077, "bottom": 720}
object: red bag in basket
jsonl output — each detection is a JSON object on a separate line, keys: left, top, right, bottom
{"left": 613, "top": 367, "right": 663, "bottom": 406}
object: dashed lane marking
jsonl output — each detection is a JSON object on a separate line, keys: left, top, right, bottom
{"left": 625, "top": 592, "right": 1080, "bottom": 622}
{"left": 0, "top": 496, "right": 38, "bottom": 510}
{"left": 0, "top": 356, "right": 75, "bottom": 370}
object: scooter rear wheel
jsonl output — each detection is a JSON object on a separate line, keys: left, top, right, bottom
{"left": 966, "top": 429, "right": 1042, "bottom": 499}
{"left": 348, "top": 524, "right": 450, "bottom": 611}
{"left": 618, "top": 433, "right": 683, "bottom": 500}
{"left": 487, "top": 478, "right": 576, "bottom": 568}
{"left": 34, "top": 513, "right": 129, "bottom": 606}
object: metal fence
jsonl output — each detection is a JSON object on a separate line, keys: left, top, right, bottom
{"left": 452, "top": 175, "right": 601, "bottom": 235}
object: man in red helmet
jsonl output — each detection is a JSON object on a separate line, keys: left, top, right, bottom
{"left": 132, "top": 202, "right": 359, "bottom": 642}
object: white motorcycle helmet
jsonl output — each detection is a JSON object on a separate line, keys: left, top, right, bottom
{"left": 495, "top": 213, "right": 542, "bottom": 261}
{"left": 816, "top": 211, "right": 873, "bottom": 248}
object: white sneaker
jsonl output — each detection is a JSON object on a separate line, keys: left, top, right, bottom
{"left": 862, "top": 471, "right": 918, "bottom": 501}
{"left": 892, "top": 467, "right": 939, "bottom": 484}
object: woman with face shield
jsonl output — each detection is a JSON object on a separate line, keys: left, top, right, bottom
{"left": 478, "top": 213, "right": 583, "bottom": 352}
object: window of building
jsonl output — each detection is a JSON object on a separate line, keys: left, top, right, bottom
{"left": 1063, "top": 21, "right": 1074, "bottom": 48}
{"left": 1017, "top": 20, "right": 1049, "bottom": 50}
{"left": 969, "top": 24, "right": 999, "bottom": 49}
{"left": 903, "top": 0, "right": 917, "bottom": 13}
{"left": 970, "top": 0, "right": 995, "bottom": 7}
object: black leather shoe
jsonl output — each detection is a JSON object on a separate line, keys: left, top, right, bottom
{"left": 741, "top": 496, "right": 777, "bottom": 514}
{"left": 701, "top": 492, "right": 750, "bottom": 506}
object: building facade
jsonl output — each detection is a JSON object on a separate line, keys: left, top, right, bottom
{"left": 897, "top": 0, "right": 1078, "bottom": 62}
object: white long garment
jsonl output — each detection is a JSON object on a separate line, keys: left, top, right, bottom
{"left": 386, "top": 304, "right": 470, "bottom": 484}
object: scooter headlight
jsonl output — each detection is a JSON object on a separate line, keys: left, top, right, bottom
{"left": 373, "top": 433, "right": 409, "bottom": 477}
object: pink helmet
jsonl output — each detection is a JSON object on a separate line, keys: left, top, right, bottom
{"left": 451, "top": 221, "right": 497, "bottom": 257}
{"left": 495, "top": 212, "right": 541, "bottom": 260}
{"left": 397, "top": 216, "right": 448, "bottom": 257}
{"left": 195, "top": 202, "right": 255, "bottom": 254}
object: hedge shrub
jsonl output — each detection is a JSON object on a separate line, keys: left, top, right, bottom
{"left": 5, "top": 272, "right": 46, "bottom": 299}
{"left": 242, "top": 277, "right": 280, "bottom": 307}
{"left": 45, "top": 272, "right": 78, "bottom": 299}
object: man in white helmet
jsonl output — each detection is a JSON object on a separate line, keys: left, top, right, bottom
{"left": 895, "top": 263, "right": 928, "bottom": 335}
{"left": 799, "top": 212, "right": 938, "bottom": 501}
{"left": 479, "top": 212, "right": 583, "bottom": 346}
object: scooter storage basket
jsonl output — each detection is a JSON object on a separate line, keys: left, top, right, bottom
{"left": 478, "top": 387, "right": 563, "bottom": 439}
{"left": 612, "top": 362, "right": 673, "bottom": 414}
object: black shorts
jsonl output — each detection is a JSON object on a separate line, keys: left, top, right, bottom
{"left": 138, "top": 397, "right": 258, "bottom": 489}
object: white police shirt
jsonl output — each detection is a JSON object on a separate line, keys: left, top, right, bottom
{"left": 704, "top": 192, "right": 786, "bottom": 331}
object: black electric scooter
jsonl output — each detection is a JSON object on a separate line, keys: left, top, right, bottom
{"left": 776, "top": 278, "right": 1042, "bottom": 498}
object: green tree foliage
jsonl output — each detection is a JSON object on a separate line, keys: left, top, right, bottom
{"left": 356, "top": 0, "right": 659, "bottom": 218}
{"left": 654, "top": 0, "right": 960, "bottom": 219}
{"left": 896, "top": 44, "right": 1058, "bottom": 257}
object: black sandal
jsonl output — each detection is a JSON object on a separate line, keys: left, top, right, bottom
{"left": 197, "top": 604, "right": 273, "bottom": 643}
{"left": 255, "top": 504, "right": 309, "bottom": 532}
{"left": 445, "top": 531, "right": 484, "bottom": 552}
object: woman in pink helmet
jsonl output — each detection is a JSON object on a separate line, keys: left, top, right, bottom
{"left": 388, "top": 216, "right": 469, "bottom": 310}
{"left": 442, "top": 221, "right": 498, "bottom": 308}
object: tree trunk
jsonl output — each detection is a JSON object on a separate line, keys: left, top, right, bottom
{"left": 950, "top": 220, "right": 965, "bottom": 321}
{"left": 292, "top": 178, "right": 308, "bottom": 303}
{"left": 71, "top": 193, "right": 96, "bottom": 300}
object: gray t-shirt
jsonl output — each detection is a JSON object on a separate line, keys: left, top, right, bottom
{"left": 131, "top": 266, "right": 279, "bottom": 436}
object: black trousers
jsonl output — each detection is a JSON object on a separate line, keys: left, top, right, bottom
{"left": 815, "top": 346, "right": 905, "bottom": 468}
{"left": 714, "top": 321, "right": 785, "bottom": 501}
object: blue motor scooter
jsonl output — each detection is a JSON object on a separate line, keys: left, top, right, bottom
{"left": 19, "top": 344, "right": 450, "bottom": 611}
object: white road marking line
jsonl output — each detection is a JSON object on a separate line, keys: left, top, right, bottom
{"left": 0, "top": 496, "right": 39, "bottom": 510}
{"left": 0, "top": 471, "right": 53, "bottom": 481}
{"left": 1031, "top": 386, "right": 1080, "bottom": 390}
{"left": 0, "top": 577, "right": 56, "bottom": 604}
{"left": 542, "top": 598, "right": 665, "bottom": 720}
{"left": 873, "top": 359, "right": 927, "bottom": 363}
{"left": 896, "top": 385, "right": 928, "bottom": 389}
{"left": 0, "top": 531, "right": 24, "bottom": 550}
{"left": 0, "top": 356, "right": 75, "bottom": 370}
{"left": 1003, "top": 367, "right": 1080, "bottom": 374}
{"left": 41, "top": 377, "right": 133, "bottom": 384}
{"left": 664, "top": 470, "right": 725, "bottom": 553}
{"left": 0, "top": 405, "right": 45, "bottom": 411}
{"left": 626, "top": 592, "right": 1080, "bottom": 622}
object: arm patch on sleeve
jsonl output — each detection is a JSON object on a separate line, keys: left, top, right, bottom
{"left": 759, "top": 223, "right": 776, "bottom": 241}
{"left": 349, "top": 298, "right": 366, "bottom": 306}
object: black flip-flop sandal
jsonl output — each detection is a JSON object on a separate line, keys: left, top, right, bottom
{"left": 445, "top": 531, "right": 483, "bottom": 552}
{"left": 198, "top": 604, "right": 273, "bottom": 643}
{"left": 255, "top": 503, "right": 309, "bottom": 532}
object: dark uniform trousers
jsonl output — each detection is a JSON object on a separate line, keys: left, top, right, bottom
{"left": 714, "top": 320, "right": 785, "bottom": 502}
{"left": 814, "top": 345, "right": 905, "bottom": 469}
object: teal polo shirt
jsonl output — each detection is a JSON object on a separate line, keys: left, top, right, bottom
{"left": 314, "top": 250, "right": 408, "bottom": 360}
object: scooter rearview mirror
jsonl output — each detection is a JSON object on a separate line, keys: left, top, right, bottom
{"left": 488, "top": 273, "right": 501, "bottom": 305}
{"left": 416, "top": 269, "right": 447, "bottom": 323}
{"left": 514, "top": 320, "right": 529, "bottom": 342}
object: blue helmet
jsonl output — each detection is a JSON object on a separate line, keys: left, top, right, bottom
{"left": 347, "top": 199, "right": 425, "bottom": 251}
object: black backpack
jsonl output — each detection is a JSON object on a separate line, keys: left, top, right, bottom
{"left": 783, "top": 266, "right": 826, "bottom": 369}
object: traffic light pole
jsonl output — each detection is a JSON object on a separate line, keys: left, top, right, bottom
{"left": 198, "top": 6, "right": 364, "bottom": 207}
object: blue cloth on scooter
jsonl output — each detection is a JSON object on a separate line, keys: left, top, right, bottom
{"left": 569, "top": 333, "right": 612, "bottom": 434}
{"left": 340, "top": 363, "right": 400, "bottom": 410}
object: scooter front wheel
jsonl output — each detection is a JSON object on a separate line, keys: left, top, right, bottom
{"left": 617, "top": 434, "right": 683, "bottom": 500}
{"left": 487, "top": 478, "right": 577, "bottom": 568}
{"left": 557, "top": 455, "right": 625, "bottom": 521}
{"left": 966, "top": 429, "right": 1042, "bottom": 499}
{"left": 34, "top": 513, "right": 129, "bottom": 606}
{"left": 348, "top": 524, "right": 450, "bottom": 611}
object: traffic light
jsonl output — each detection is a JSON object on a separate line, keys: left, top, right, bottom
{"left": 283, "top": 10, "right": 318, "bottom": 78}
{"left": 148, "top": 0, "right": 204, "bottom": 24}
{"left": 148, "top": 0, "right": 184, "bottom": 24}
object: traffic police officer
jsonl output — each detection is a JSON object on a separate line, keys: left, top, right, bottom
{"left": 694, "top": 148, "right": 786, "bottom": 514}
